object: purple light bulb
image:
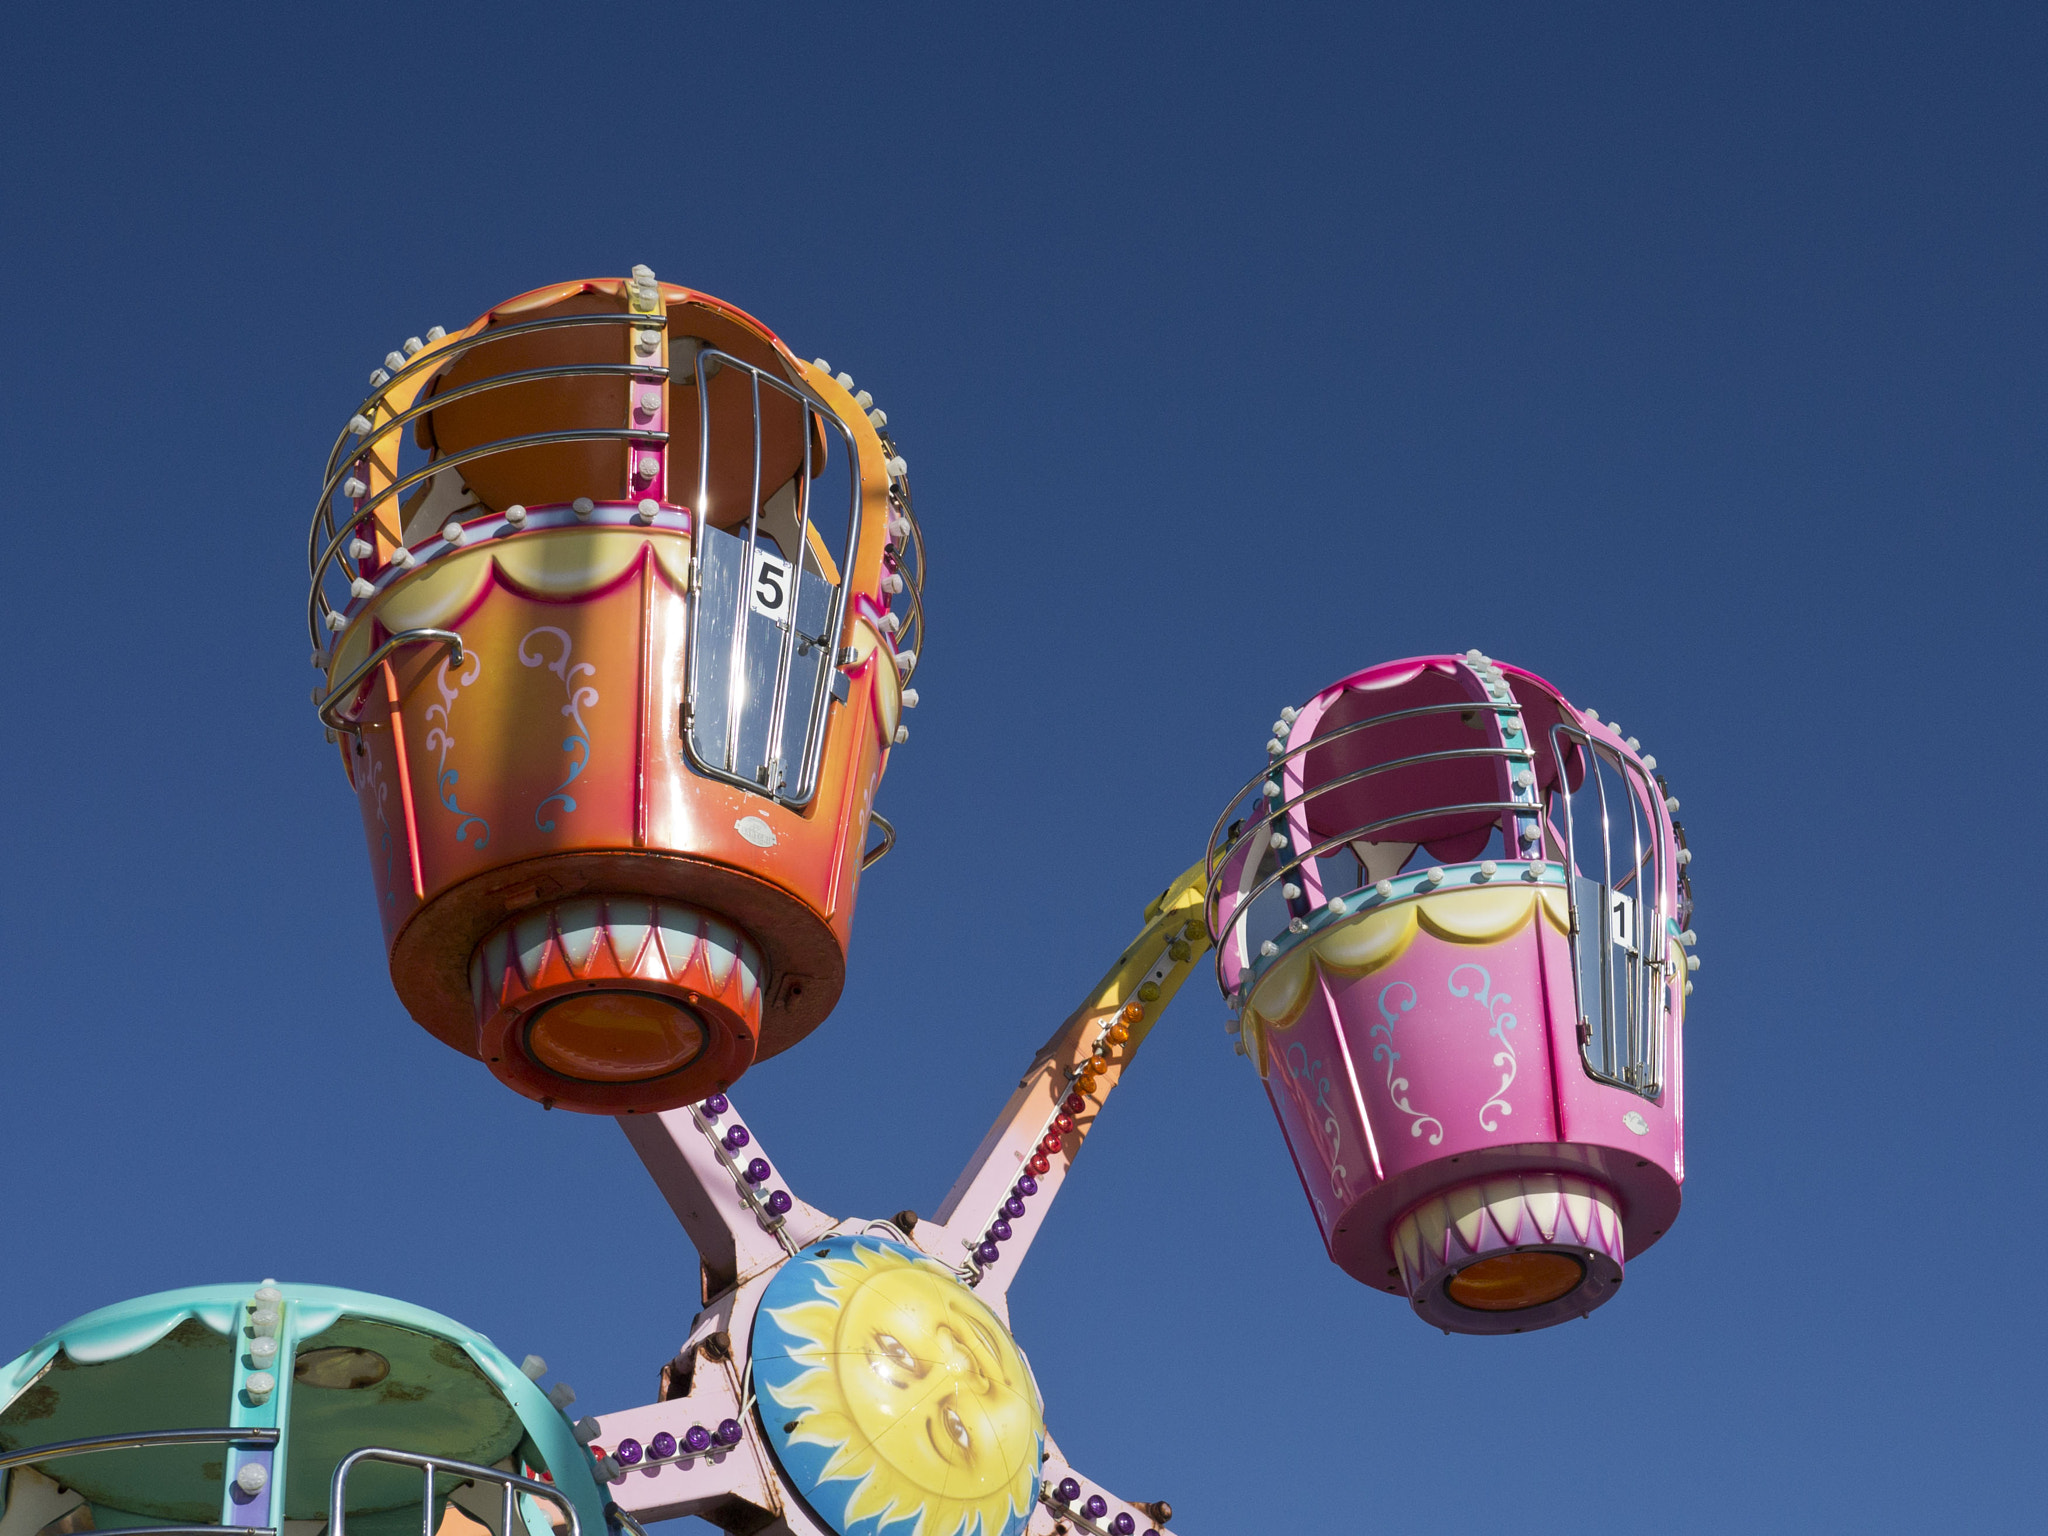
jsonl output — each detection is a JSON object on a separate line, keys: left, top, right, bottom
{"left": 1004, "top": 1194, "right": 1026, "bottom": 1218}
{"left": 745, "top": 1157, "right": 771, "bottom": 1184}
{"left": 1015, "top": 1173, "right": 1038, "bottom": 1197}
{"left": 1112, "top": 1514, "right": 1136, "bottom": 1534}
{"left": 723, "top": 1125, "right": 750, "bottom": 1150}
{"left": 614, "top": 1438, "right": 643, "bottom": 1467}
{"left": 714, "top": 1419, "right": 742, "bottom": 1447}
{"left": 767, "top": 1189, "right": 793, "bottom": 1214}
{"left": 649, "top": 1432, "right": 676, "bottom": 1460}
{"left": 975, "top": 1241, "right": 1000, "bottom": 1264}
{"left": 989, "top": 1218, "right": 1013, "bottom": 1241}
{"left": 1084, "top": 1495, "right": 1108, "bottom": 1519}
{"left": 684, "top": 1425, "right": 711, "bottom": 1454}
{"left": 702, "top": 1093, "right": 729, "bottom": 1116}
{"left": 1055, "top": 1478, "right": 1081, "bottom": 1504}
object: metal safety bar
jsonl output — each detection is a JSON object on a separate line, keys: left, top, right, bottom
{"left": 1551, "top": 723, "right": 1668, "bottom": 1099}
{"left": 1203, "top": 700, "right": 1539, "bottom": 872}
{"left": 0, "top": 1427, "right": 280, "bottom": 1473}
{"left": 862, "top": 811, "right": 897, "bottom": 869}
{"left": 1211, "top": 799, "right": 1549, "bottom": 989}
{"left": 318, "top": 629, "right": 465, "bottom": 733}
{"left": 1203, "top": 748, "right": 1538, "bottom": 950}
{"left": 1204, "top": 694, "right": 1546, "bottom": 972}
{"left": 330, "top": 1447, "right": 579, "bottom": 1536}
{"left": 312, "top": 363, "right": 674, "bottom": 539}
{"left": 879, "top": 458, "right": 925, "bottom": 683}
{"left": 308, "top": 425, "right": 672, "bottom": 644}
{"left": 315, "top": 311, "right": 670, "bottom": 523}
{"left": 308, "top": 311, "right": 671, "bottom": 645}
{"left": 0, "top": 1428, "right": 283, "bottom": 1536}
{"left": 307, "top": 304, "right": 928, "bottom": 788}
{"left": 682, "top": 347, "right": 860, "bottom": 808}
{"left": 1196, "top": 708, "right": 1540, "bottom": 937}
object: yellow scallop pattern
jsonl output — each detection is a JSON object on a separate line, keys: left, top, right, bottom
{"left": 1244, "top": 886, "right": 1569, "bottom": 1077}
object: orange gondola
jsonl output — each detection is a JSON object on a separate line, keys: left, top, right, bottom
{"left": 307, "top": 269, "right": 923, "bottom": 1113}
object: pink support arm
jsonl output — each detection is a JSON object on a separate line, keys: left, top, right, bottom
{"left": 929, "top": 861, "right": 1212, "bottom": 1297}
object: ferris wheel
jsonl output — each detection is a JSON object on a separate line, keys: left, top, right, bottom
{"left": 0, "top": 271, "right": 1697, "bottom": 1536}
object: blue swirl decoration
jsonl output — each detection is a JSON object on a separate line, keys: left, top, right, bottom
{"left": 519, "top": 626, "right": 597, "bottom": 832}
{"left": 423, "top": 651, "right": 490, "bottom": 849}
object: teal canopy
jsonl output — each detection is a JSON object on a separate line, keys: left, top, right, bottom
{"left": 0, "top": 1284, "right": 605, "bottom": 1536}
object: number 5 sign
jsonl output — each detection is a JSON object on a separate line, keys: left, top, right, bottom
{"left": 749, "top": 548, "right": 794, "bottom": 623}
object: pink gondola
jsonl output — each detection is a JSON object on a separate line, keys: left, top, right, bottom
{"left": 1208, "top": 651, "right": 1696, "bottom": 1333}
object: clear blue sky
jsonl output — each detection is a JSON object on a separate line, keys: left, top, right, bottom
{"left": 3, "top": 5, "right": 2042, "bottom": 1531}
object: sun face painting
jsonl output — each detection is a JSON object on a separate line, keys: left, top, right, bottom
{"left": 754, "top": 1235, "right": 1044, "bottom": 1536}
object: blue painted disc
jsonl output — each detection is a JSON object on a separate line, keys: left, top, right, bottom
{"left": 753, "top": 1235, "right": 1043, "bottom": 1536}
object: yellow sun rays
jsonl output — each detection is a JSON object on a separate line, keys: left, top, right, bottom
{"left": 760, "top": 1244, "right": 1042, "bottom": 1536}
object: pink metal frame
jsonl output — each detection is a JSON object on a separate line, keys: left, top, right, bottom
{"left": 590, "top": 889, "right": 1207, "bottom": 1536}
